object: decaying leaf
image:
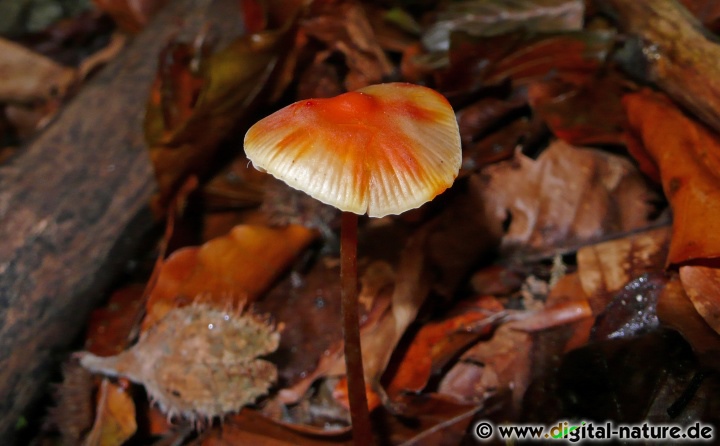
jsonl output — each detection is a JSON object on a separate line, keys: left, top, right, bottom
{"left": 624, "top": 89, "right": 720, "bottom": 265}
{"left": 476, "top": 140, "right": 658, "bottom": 258}
{"left": 79, "top": 303, "right": 280, "bottom": 421}
{"left": 45, "top": 361, "right": 95, "bottom": 446}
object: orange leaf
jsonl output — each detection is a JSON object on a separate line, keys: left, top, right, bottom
{"left": 679, "top": 264, "right": 720, "bottom": 335}
{"left": 143, "top": 224, "right": 316, "bottom": 329}
{"left": 83, "top": 379, "right": 137, "bottom": 446}
{"left": 623, "top": 89, "right": 720, "bottom": 265}
{"left": 386, "top": 296, "right": 503, "bottom": 398}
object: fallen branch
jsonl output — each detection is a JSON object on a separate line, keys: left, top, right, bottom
{"left": 0, "top": 0, "right": 245, "bottom": 440}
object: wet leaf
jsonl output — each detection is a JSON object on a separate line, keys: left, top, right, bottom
{"left": 83, "top": 379, "right": 137, "bottom": 446}
{"left": 475, "top": 140, "right": 659, "bottom": 258}
{"left": 577, "top": 226, "right": 670, "bottom": 313}
{"left": 624, "top": 89, "right": 720, "bottom": 265}
{"left": 144, "top": 224, "right": 316, "bottom": 329}
{"left": 590, "top": 273, "right": 665, "bottom": 341}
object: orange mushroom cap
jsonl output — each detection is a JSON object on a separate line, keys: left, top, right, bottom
{"left": 243, "top": 82, "right": 462, "bottom": 218}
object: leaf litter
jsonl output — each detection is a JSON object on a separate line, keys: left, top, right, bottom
{"left": 21, "top": 0, "right": 720, "bottom": 444}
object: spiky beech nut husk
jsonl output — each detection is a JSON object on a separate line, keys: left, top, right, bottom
{"left": 78, "top": 303, "right": 280, "bottom": 421}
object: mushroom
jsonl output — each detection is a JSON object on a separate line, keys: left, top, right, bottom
{"left": 244, "top": 82, "right": 461, "bottom": 443}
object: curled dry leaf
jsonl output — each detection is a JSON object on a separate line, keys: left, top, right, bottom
{"left": 0, "top": 37, "right": 76, "bottom": 103}
{"left": 79, "top": 303, "right": 280, "bottom": 421}
{"left": 624, "top": 90, "right": 720, "bottom": 265}
{"left": 476, "top": 140, "right": 659, "bottom": 258}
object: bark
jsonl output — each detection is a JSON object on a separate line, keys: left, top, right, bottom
{"left": 0, "top": 0, "right": 244, "bottom": 441}
{"left": 598, "top": 0, "right": 720, "bottom": 134}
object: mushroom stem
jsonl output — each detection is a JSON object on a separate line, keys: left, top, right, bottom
{"left": 340, "top": 211, "right": 373, "bottom": 445}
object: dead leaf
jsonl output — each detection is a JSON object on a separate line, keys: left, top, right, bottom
{"left": 624, "top": 89, "right": 720, "bottom": 265}
{"left": 302, "top": 0, "right": 393, "bottom": 91}
{"left": 84, "top": 284, "right": 146, "bottom": 356}
{"left": 679, "top": 265, "right": 720, "bottom": 335}
{"left": 0, "top": 37, "right": 76, "bottom": 103}
{"left": 146, "top": 14, "right": 298, "bottom": 215}
{"left": 422, "top": 0, "right": 584, "bottom": 51}
{"left": 382, "top": 393, "right": 481, "bottom": 446}
{"left": 386, "top": 295, "right": 504, "bottom": 398}
{"left": 476, "top": 140, "right": 659, "bottom": 258}
{"left": 198, "top": 409, "right": 351, "bottom": 445}
{"left": 438, "top": 323, "right": 532, "bottom": 416}
{"left": 658, "top": 276, "right": 720, "bottom": 366}
{"left": 45, "top": 361, "right": 95, "bottom": 445}
{"left": 577, "top": 226, "right": 670, "bottom": 313}
{"left": 144, "top": 224, "right": 316, "bottom": 329}
{"left": 83, "top": 379, "right": 137, "bottom": 446}
{"left": 528, "top": 74, "right": 629, "bottom": 146}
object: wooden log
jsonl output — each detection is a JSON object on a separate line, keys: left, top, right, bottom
{"left": 598, "top": 0, "right": 720, "bottom": 134}
{"left": 0, "top": 0, "right": 244, "bottom": 440}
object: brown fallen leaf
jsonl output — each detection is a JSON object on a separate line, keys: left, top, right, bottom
{"left": 422, "top": 0, "right": 585, "bottom": 52}
{"left": 528, "top": 74, "right": 629, "bottom": 146}
{"left": 476, "top": 139, "right": 659, "bottom": 258}
{"left": 386, "top": 295, "right": 504, "bottom": 398}
{"left": 301, "top": 0, "right": 393, "bottom": 91}
{"left": 144, "top": 224, "right": 316, "bottom": 330}
{"left": 438, "top": 323, "right": 532, "bottom": 416}
{"left": 146, "top": 10, "right": 299, "bottom": 215}
{"left": 83, "top": 379, "right": 137, "bottom": 446}
{"left": 679, "top": 265, "right": 720, "bottom": 335}
{"left": 0, "top": 38, "right": 76, "bottom": 103}
{"left": 624, "top": 89, "right": 720, "bottom": 265}
{"left": 577, "top": 226, "right": 670, "bottom": 313}
{"left": 658, "top": 276, "right": 720, "bottom": 367}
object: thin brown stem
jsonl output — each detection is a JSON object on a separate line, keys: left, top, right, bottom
{"left": 340, "top": 212, "right": 373, "bottom": 445}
